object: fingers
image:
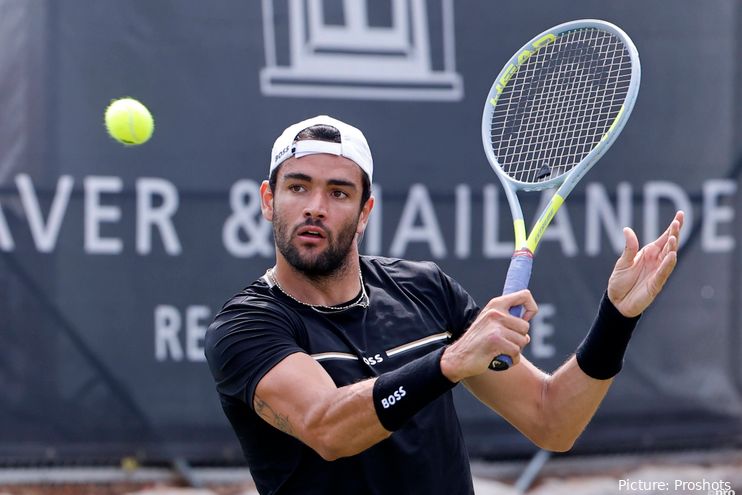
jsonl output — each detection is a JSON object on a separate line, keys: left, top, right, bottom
{"left": 660, "top": 226, "right": 679, "bottom": 259}
{"left": 622, "top": 210, "right": 682, "bottom": 268}
{"left": 650, "top": 247, "right": 678, "bottom": 296}
{"left": 487, "top": 289, "right": 539, "bottom": 322}
{"left": 481, "top": 307, "right": 531, "bottom": 336}
{"left": 616, "top": 227, "right": 639, "bottom": 268}
{"left": 495, "top": 338, "right": 527, "bottom": 367}
{"left": 645, "top": 213, "right": 682, "bottom": 271}
{"left": 668, "top": 211, "right": 684, "bottom": 248}
{"left": 448, "top": 302, "right": 533, "bottom": 378}
{"left": 652, "top": 210, "right": 685, "bottom": 250}
{"left": 479, "top": 308, "right": 531, "bottom": 367}
{"left": 653, "top": 218, "right": 681, "bottom": 288}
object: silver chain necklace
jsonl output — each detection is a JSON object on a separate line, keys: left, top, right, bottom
{"left": 267, "top": 267, "right": 369, "bottom": 313}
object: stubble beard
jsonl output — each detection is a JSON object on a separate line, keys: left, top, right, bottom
{"left": 273, "top": 213, "right": 359, "bottom": 280}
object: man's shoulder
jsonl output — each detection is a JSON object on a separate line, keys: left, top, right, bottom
{"left": 361, "top": 255, "right": 444, "bottom": 283}
{"left": 210, "top": 274, "right": 302, "bottom": 332}
{"left": 220, "top": 274, "right": 274, "bottom": 309}
{"left": 361, "top": 254, "right": 441, "bottom": 273}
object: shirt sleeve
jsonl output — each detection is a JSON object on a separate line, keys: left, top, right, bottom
{"left": 204, "top": 297, "right": 305, "bottom": 410}
{"left": 435, "top": 266, "right": 481, "bottom": 340}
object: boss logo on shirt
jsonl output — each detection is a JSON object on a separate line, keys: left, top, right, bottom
{"left": 381, "top": 386, "right": 406, "bottom": 409}
{"left": 363, "top": 354, "right": 384, "bottom": 366}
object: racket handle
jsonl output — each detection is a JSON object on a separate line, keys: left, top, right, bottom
{"left": 489, "top": 250, "right": 534, "bottom": 372}
{"left": 489, "top": 355, "right": 513, "bottom": 371}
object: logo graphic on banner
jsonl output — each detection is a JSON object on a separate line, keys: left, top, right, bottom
{"left": 260, "top": 0, "right": 463, "bottom": 100}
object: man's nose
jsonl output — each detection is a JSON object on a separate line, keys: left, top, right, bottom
{"left": 303, "top": 192, "right": 327, "bottom": 219}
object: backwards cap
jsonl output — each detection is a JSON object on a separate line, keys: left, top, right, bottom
{"left": 269, "top": 115, "right": 373, "bottom": 183}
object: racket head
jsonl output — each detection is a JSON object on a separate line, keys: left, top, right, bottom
{"left": 481, "top": 19, "right": 641, "bottom": 194}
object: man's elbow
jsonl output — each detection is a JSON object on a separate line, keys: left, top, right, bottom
{"left": 536, "top": 437, "right": 576, "bottom": 453}
{"left": 532, "top": 428, "right": 579, "bottom": 453}
{"left": 301, "top": 415, "right": 357, "bottom": 462}
{"left": 305, "top": 423, "right": 388, "bottom": 461}
{"left": 308, "top": 432, "right": 358, "bottom": 462}
{"left": 314, "top": 443, "right": 343, "bottom": 462}
{"left": 300, "top": 403, "right": 391, "bottom": 461}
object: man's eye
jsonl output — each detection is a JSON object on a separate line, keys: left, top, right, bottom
{"left": 332, "top": 190, "right": 349, "bottom": 199}
{"left": 288, "top": 185, "right": 305, "bottom": 192}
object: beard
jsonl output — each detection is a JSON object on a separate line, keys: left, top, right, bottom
{"left": 273, "top": 213, "right": 359, "bottom": 279}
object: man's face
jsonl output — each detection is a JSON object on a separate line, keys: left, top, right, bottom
{"left": 269, "top": 154, "right": 368, "bottom": 278}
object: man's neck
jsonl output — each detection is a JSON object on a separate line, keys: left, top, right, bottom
{"left": 272, "top": 255, "right": 362, "bottom": 307}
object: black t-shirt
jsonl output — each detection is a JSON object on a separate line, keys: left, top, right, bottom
{"left": 205, "top": 256, "right": 481, "bottom": 495}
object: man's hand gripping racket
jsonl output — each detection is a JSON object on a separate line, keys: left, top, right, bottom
{"left": 481, "top": 19, "right": 641, "bottom": 370}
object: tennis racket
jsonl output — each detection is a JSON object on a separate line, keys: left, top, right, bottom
{"left": 482, "top": 19, "right": 641, "bottom": 371}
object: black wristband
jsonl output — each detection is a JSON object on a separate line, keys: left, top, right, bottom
{"left": 575, "top": 292, "right": 642, "bottom": 380}
{"left": 372, "top": 347, "right": 457, "bottom": 431}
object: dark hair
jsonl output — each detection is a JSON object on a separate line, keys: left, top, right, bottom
{"left": 269, "top": 124, "right": 372, "bottom": 208}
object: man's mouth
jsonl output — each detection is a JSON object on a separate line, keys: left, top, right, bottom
{"left": 296, "top": 226, "right": 327, "bottom": 239}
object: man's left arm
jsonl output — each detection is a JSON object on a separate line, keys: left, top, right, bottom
{"left": 464, "top": 211, "right": 684, "bottom": 452}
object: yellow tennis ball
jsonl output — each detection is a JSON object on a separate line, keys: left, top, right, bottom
{"left": 104, "top": 97, "right": 154, "bottom": 145}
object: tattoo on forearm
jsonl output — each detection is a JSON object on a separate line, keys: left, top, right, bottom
{"left": 254, "top": 394, "right": 294, "bottom": 436}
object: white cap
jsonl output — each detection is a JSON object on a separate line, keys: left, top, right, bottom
{"left": 269, "top": 115, "right": 373, "bottom": 183}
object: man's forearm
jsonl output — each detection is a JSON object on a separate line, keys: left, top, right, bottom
{"left": 258, "top": 378, "right": 391, "bottom": 461}
{"left": 312, "top": 379, "right": 392, "bottom": 459}
{"left": 307, "top": 347, "right": 457, "bottom": 458}
{"left": 255, "top": 349, "right": 455, "bottom": 460}
{"left": 541, "top": 356, "right": 613, "bottom": 449}
{"left": 539, "top": 292, "right": 640, "bottom": 448}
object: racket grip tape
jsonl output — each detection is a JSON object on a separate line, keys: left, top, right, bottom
{"left": 489, "top": 250, "right": 534, "bottom": 372}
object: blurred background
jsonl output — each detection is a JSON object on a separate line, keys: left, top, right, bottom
{"left": 0, "top": 0, "right": 740, "bottom": 491}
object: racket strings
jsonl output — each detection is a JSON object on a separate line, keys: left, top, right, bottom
{"left": 511, "top": 32, "right": 624, "bottom": 179}
{"left": 525, "top": 29, "right": 628, "bottom": 171}
{"left": 490, "top": 28, "right": 632, "bottom": 184}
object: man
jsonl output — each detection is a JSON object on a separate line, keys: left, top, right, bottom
{"left": 205, "top": 115, "right": 684, "bottom": 494}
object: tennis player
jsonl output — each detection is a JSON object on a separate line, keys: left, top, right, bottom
{"left": 205, "top": 115, "right": 683, "bottom": 494}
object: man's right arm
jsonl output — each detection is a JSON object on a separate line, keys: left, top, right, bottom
{"left": 253, "top": 352, "right": 390, "bottom": 461}
{"left": 253, "top": 289, "right": 538, "bottom": 461}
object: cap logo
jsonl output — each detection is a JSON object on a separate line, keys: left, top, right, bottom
{"left": 274, "top": 145, "right": 291, "bottom": 164}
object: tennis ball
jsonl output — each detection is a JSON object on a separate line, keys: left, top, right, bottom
{"left": 104, "top": 97, "right": 154, "bottom": 145}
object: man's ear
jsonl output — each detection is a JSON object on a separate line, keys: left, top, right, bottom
{"left": 260, "top": 180, "right": 274, "bottom": 221}
{"left": 356, "top": 195, "right": 375, "bottom": 236}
